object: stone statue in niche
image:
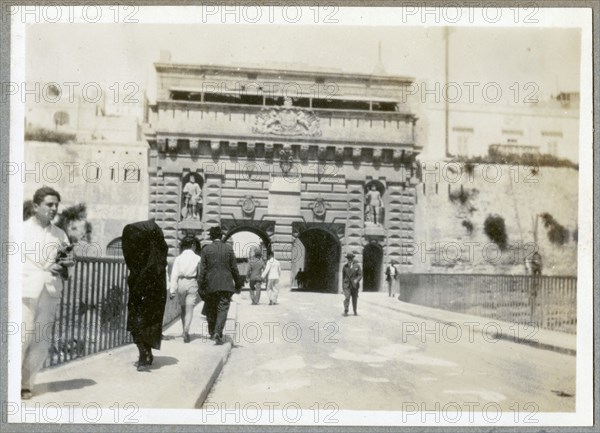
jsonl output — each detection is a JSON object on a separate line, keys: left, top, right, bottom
{"left": 365, "top": 184, "right": 383, "bottom": 226}
{"left": 181, "top": 174, "right": 203, "bottom": 220}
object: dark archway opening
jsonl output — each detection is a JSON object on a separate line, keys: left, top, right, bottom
{"left": 362, "top": 243, "right": 383, "bottom": 291}
{"left": 296, "top": 228, "right": 340, "bottom": 293}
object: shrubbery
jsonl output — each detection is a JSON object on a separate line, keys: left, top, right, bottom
{"left": 462, "top": 219, "right": 474, "bottom": 234}
{"left": 540, "top": 212, "right": 570, "bottom": 245}
{"left": 452, "top": 148, "right": 578, "bottom": 170}
{"left": 25, "top": 127, "right": 75, "bottom": 144}
{"left": 484, "top": 214, "right": 508, "bottom": 250}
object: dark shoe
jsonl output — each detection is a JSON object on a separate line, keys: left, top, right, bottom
{"left": 343, "top": 311, "right": 348, "bottom": 317}
{"left": 21, "top": 389, "right": 32, "bottom": 400}
{"left": 354, "top": 311, "right": 358, "bottom": 316}
{"left": 214, "top": 335, "right": 225, "bottom": 345}
{"left": 137, "top": 363, "right": 150, "bottom": 372}
{"left": 209, "top": 333, "right": 215, "bottom": 340}
{"left": 183, "top": 332, "right": 190, "bottom": 343}
{"left": 269, "top": 300, "right": 273, "bottom": 305}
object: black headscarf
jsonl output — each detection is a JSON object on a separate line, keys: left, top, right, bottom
{"left": 122, "top": 219, "right": 168, "bottom": 350}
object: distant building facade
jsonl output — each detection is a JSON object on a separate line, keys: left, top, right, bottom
{"left": 424, "top": 92, "right": 579, "bottom": 163}
{"left": 24, "top": 83, "right": 148, "bottom": 253}
{"left": 24, "top": 82, "right": 144, "bottom": 143}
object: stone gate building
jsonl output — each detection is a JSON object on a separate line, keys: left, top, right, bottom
{"left": 145, "top": 60, "right": 421, "bottom": 293}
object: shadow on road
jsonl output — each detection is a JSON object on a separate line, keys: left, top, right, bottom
{"left": 34, "top": 378, "right": 96, "bottom": 396}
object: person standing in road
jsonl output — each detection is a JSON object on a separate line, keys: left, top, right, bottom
{"left": 385, "top": 260, "right": 398, "bottom": 297}
{"left": 122, "top": 219, "right": 169, "bottom": 371}
{"left": 199, "top": 226, "right": 242, "bottom": 345}
{"left": 295, "top": 268, "right": 305, "bottom": 290}
{"left": 262, "top": 251, "right": 281, "bottom": 305}
{"left": 342, "top": 252, "right": 362, "bottom": 316}
{"left": 531, "top": 251, "right": 543, "bottom": 276}
{"left": 246, "top": 250, "right": 265, "bottom": 305}
{"left": 21, "top": 187, "right": 72, "bottom": 400}
{"left": 169, "top": 237, "right": 201, "bottom": 343}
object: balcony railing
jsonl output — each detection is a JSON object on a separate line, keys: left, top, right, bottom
{"left": 44, "top": 257, "right": 180, "bottom": 368}
{"left": 399, "top": 273, "right": 576, "bottom": 334}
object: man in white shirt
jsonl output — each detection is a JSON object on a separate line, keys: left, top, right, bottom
{"left": 169, "top": 237, "right": 201, "bottom": 343}
{"left": 261, "top": 251, "right": 281, "bottom": 305}
{"left": 21, "top": 187, "right": 71, "bottom": 400}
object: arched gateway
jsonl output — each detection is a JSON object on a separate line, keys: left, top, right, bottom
{"left": 145, "top": 60, "right": 420, "bottom": 292}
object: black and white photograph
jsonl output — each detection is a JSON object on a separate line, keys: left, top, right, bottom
{"left": 1, "top": 3, "right": 595, "bottom": 429}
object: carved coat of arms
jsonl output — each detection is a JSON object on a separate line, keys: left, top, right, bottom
{"left": 253, "top": 97, "right": 321, "bottom": 137}
{"left": 238, "top": 195, "right": 259, "bottom": 215}
{"left": 309, "top": 196, "right": 331, "bottom": 218}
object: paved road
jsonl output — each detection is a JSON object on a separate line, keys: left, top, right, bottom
{"left": 205, "top": 291, "right": 575, "bottom": 413}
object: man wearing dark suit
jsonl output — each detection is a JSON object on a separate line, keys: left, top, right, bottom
{"left": 385, "top": 261, "right": 399, "bottom": 297}
{"left": 199, "top": 226, "right": 242, "bottom": 345}
{"left": 342, "top": 252, "right": 362, "bottom": 316}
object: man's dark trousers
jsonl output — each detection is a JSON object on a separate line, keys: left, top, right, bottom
{"left": 249, "top": 279, "right": 261, "bottom": 304}
{"left": 204, "top": 291, "right": 232, "bottom": 338}
{"left": 343, "top": 286, "right": 359, "bottom": 314}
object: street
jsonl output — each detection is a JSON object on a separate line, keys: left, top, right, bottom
{"left": 205, "top": 291, "right": 575, "bottom": 412}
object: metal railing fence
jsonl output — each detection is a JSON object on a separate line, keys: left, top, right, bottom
{"left": 44, "top": 257, "right": 180, "bottom": 367}
{"left": 398, "top": 273, "right": 576, "bottom": 334}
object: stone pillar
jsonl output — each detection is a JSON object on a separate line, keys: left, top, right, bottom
{"left": 268, "top": 174, "right": 302, "bottom": 291}
{"left": 345, "top": 180, "right": 365, "bottom": 292}
{"left": 148, "top": 169, "right": 180, "bottom": 256}
{"left": 399, "top": 185, "right": 417, "bottom": 271}
{"left": 203, "top": 172, "right": 223, "bottom": 229}
{"left": 385, "top": 181, "right": 406, "bottom": 267}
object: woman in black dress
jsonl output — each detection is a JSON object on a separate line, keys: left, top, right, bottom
{"left": 121, "top": 219, "right": 168, "bottom": 371}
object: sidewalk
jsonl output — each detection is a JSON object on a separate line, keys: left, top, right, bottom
{"left": 360, "top": 292, "right": 576, "bottom": 356}
{"left": 26, "top": 302, "right": 238, "bottom": 409}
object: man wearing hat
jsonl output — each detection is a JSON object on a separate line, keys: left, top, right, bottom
{"left": 385, "top": 260, "right": 399, "bottom": 297}
{"left": 342, "top": 252, "right": 362, "bottom": 316}
{"left": 199, "top": 226, "right": 243, "bottom": 345}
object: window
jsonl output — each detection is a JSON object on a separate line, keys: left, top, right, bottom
{"left": 457, "top": 135, "right": 470, "bottom": 156}
{"left": 53, "top": 111, "right": 69, "bottom": 127}
{"left": 452, "top": 127, "right": 473, "bottom": 156}
{"left": 106, "top": 237, "right": 123, "bottom": 257}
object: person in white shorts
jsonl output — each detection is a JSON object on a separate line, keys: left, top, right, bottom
{"left": 169, "top": 237, "right": 201, "bottom": 343}
{"left": 261, "top": 251, "right": 281, "bottom": 305}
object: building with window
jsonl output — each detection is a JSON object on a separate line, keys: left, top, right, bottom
{"left": 424, "top": 92, "right": 579, "bottom": 162}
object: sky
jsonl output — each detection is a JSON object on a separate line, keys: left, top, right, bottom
{"left": 25, "top": 24, "right": 582, "bottom": 103}
{"left": 20, "top": 18, "right": 585, "bottom": 254}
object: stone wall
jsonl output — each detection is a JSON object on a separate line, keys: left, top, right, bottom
{"left": 23, "top": 141, "right": 149, "bottom": 252}
{"left": 412, "top": 164, "right": 578, "bottom": 276}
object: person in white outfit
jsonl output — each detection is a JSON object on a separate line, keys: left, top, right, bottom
{"left": 261, "top": 251, "right": 281, "bottom": 305}
{"left": 169, "top": 237, "right": 201, "bottom": 343}
{"left": 21, "top": 187, "right": 72, "bottom": 400}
